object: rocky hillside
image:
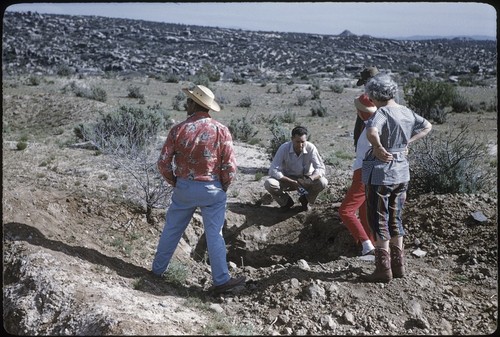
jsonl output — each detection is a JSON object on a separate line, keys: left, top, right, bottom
{"left": 2, "top": 11, "right": 497, "bottom": 84}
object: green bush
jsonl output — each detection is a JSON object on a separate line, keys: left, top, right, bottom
{"left": 409, "top": 124, "right": 495, "bottom": 196}
{"left": 127, "top": 85, "right": 144, "bottom": 99}
{"left": 164, "top": 72, "right": 179, "bottom": 83}
{"left": 16, "top": 141, "right": 28, "bottom": 151}
{"left": 295, "top": 93, "right": 309, "bottom": 106}
{"left": 196, "top": 63, "right": 220, "bottom": 82}
{"left": 163, "top": 261, "right": 188, "bottom": 286}
{"left": 311, "top": 101, "right": 327, "bottom": 117}
{"left": 228, "top": 117, "right": 258, "bottom": 142}
{"left": 232, "top": 74, "right": 246, "bottom": 84}
{"left": 404, "top": 79, "right": 456, "bottom": 123}
{"left": 236, "top": 96, "right": 252, "bottom": 108}
{"left": 90, "top": 86, "right": 107, "bottom": 102}
{"left": 310, "top": 78, "right": 321, "bottom": 100}
{"left": 330, "top": 83, "right": 344, "bottom": 94}
{"left": 27, "top": 75, "right": 41, "bottom": 86}
{"left": 74, "top": 105, "right": 171, "bottom": 154}
{"left": 172, "top": 91, "right": 186, "bottom": 111}
{"left": 267, "top": 123, "right": 289, "bottom": 159}
{"left": 278, "top": 108, "right": 296, "bottom": 124}
{"left": 56, "top": 64, "right": 73, "bottom": 76}
{"left": 189, "top": 75, "right": 210, "bottom": 89}
{"left": 70, "top": 82, "right": 107, "bottom": 102}
{"left": 451, "top": 95, "right": 470, "bottom": 113}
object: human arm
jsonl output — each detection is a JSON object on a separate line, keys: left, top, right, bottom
{"left": 219, "top": 130, "right": 237, "bottom": 192}
{"left": 269, "top": 143, "right": 302, "bottom": 189}
{"left": 365, "top": 126, "right": 393, "bottom": 163}
{"left": 408, "top": 120, "right": 432, "bottom": 144}
{"left": 157, "top": 131, "right": 177, "bottom": 187}
{"left": 297, "top": 144, "right": 325, "bottom": 187}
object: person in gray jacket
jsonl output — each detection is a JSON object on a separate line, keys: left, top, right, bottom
{"left": 264, "top": 126, "right": 328, "bottom": 211}
{"left": 361, "top": 74, "right": 432, "bottom": 283}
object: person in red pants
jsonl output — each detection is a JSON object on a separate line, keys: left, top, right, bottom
{"left": 339, "top": 67, "right": 378, "bottom": 256}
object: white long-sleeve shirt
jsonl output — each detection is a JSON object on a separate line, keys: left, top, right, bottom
{"left": 268, "top": 141, "right": 326, "bottom": 179}
{"left": 352, "top": 127, "right": 371, "bottom": 171}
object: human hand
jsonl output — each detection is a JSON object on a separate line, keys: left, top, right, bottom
{"left": 373, "top": 146, "right": 393, "bottom": 163}
{"left": 297, "top": 176, "right": 313, "bottom": 188}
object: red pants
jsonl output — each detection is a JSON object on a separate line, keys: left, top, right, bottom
{"left": 339, "top": 169, "right": 374, "bottom": 244}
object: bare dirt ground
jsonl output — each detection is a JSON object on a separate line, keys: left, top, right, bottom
{"left": 2, "top": 75, "right": 498, "bottom": 335}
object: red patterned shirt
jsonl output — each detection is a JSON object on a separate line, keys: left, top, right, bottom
{"left": 157, "top": 112, "right": 237, "bottom": 190}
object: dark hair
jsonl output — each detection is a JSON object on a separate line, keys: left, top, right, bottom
{"left": 291, "top": 126, "right": 308, "bottom": 137}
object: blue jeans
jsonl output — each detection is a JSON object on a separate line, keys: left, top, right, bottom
{"left": 152, "top": 178, "right": 230, "bottom": 286}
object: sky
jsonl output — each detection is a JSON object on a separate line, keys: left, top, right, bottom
{"left": 4, "top": 2, "right": 497, "bottom": 39}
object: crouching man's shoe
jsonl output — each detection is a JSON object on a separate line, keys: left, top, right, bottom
{"left": 280, "top": 196, "right": 294, "bottom": 211}
{"left": 212, "top": 276, "right": 246, "bottom": 294}
{"left": 298, "top": 195, "right": 309, "bottom": 211}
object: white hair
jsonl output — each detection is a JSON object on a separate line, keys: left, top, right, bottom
{"left": 365, "top": 74, "right": 398, "bottom": 101}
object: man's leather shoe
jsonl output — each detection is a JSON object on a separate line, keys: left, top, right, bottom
{"left": 299, "top": 195, "right": 309, "bottom": 211}
{"left": 280, "top": 196, "right": 294, "bottom": 211}
{"left": 212, "top": 276, "right": 246, "bottom": 294}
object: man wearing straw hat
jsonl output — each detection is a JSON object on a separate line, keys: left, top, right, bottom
{"left": 152, "top": 84, "right": 246, "bottom": 294}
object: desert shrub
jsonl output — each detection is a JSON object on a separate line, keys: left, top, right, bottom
{"left": 74, "top": 104, "right": 173, "bottom": 224}
{"left": 278, "top": 108, "right": 296, "bottom": 124}
{"left": 74, "top": 104, "right": 170, "bottom": 154}
{"left": 267, "top": 123, "right": 289, "bottom": 159}
{"left": 407, "top": 63, "right": 423, "bottom": 73}
{"left": 236, "top": 96, "right": 252, "bottom": 108}
{"left": 56, "top": 64, "right": 73, "bottom": 76}
{"left": 409, "top": 124, "right": 495, "bottom": 197}
{"left": 172, "top": 91, "right": 186, "bottom": 111}
{"left": 404, "top": 79, "right": 456, "bottom": 123}
{"left": 16, "top": 141, "right": 28, "bottom": 151}
{"left": 72, "top": 84, "right": 89, "bottom": 98}
{"left": 311, "top": 101, "right": 327, "bottom": 117}
{"left": 295, "top": 92, "right": 309, "bottom": 106}
{"left": 323, "top": 152, "right": 339, "bottom": 166}
{"left": 127, "top": 85, "right": 144, "bottom": 99}
{"left": 215, "top": 93, "right": 230, "bottom": 108}
{"left": 228, "top": 117, "right": 258, "bottom": 142}
{"left": 164, "top": 72, "right": 179, "bottom": 83}
{"left": 163, "top": 261, "right": 188, "bottom": 286}
{"left": 232, "top": 74, "right": 246, "bottom": 84}
{"left": 330, "top": 83, "right": 344, "bottom": 94}
{"left": 69, "top": 83, "right": 107, "bottom": 102}
{"left": 254, "top": 171, "right": 265, "bottom": 181}
{"left": 429, "top": 106, "right": 447, "bottom": 124}
{"left": 323, "top": 150, "right": 353, "bottom": 167}
{"left": 196, "top": 63, "right": 220, "bottom": 82}
{"left": 310, "top": 78, "right": 321, "bottom": 100}
{"left": 451, "top": 95, "right": 470, "bottom": 113}
{"left": 90, "top": 86, "right": 107, "bottom": 102}
{"left": 27, "top": 75, "right": 41, "bottom": 86}
{"left": 189, "top": 74, "right": 210, "bottom": 88}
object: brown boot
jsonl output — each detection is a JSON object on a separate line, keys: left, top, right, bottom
{"left": 362, "top": 248, "right": 392, "bottom": 283}
{"left": 390, "top": 244, "right": 405, "bottom": 278}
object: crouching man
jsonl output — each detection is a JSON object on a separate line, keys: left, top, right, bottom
{"left": 264, "top": 126, "right": 328, "bottom": 211}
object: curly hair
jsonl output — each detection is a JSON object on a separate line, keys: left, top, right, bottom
{"left": 365, "top": 74, "right": 398, "bottom": 102}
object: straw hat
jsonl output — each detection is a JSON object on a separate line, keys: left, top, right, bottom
{"left": 182, "top": 85, "right": 220, "bottom": 112}
{"left": 356, "top": 66, "right": 379, "bottom": 86}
